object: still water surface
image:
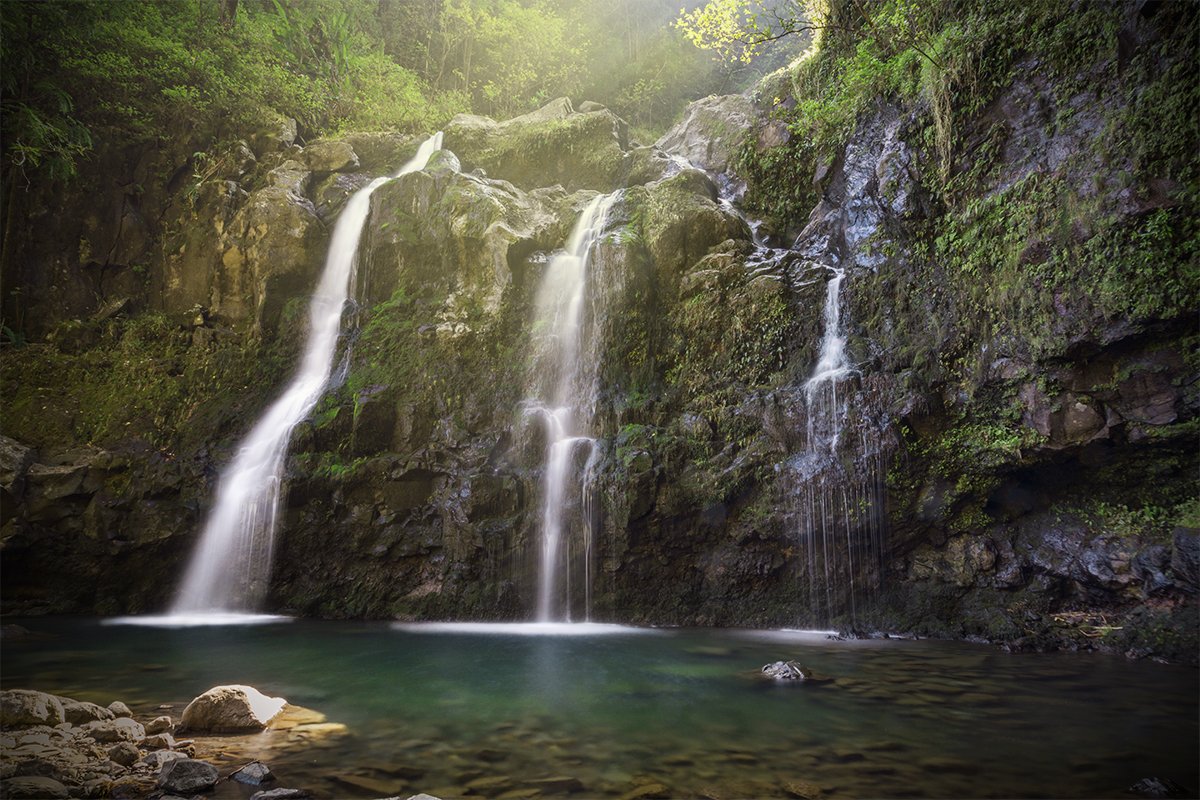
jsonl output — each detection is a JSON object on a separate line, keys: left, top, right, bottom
{"left": 3, "top": 619, "right": 1196, "bottom": 799}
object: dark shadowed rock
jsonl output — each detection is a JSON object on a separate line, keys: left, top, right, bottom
{"left": 158, "top": 758, "right": 219, "bottom": 793}
{"left": 1, "top": 776, "right": 69, "bottom": 799}
{"left": 1171, "top": 529, "right": 1199, "bottom": 592}
{"left": 107, "top": 742, "right": 140, "bottom": 767}
{"left": 1128, "top": 777, "right": 1191, "bottom": 798}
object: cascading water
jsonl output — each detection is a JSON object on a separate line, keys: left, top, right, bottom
{"left": 805, "top": 267, "right": 851, "bottom": 452}
{"left": 525, "top": 192, "right": 618, "bottom": 622}
{"left": 170, "top": 133, "right": 444, "bottom": 616}
{"left": 789, "top": 263, "right": 887, "bottom": 626}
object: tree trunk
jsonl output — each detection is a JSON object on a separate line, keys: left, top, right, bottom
{"left": 220, "top": 0, "right": 238, "bottom": 28}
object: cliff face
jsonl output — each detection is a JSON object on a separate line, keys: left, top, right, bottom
{"left": 2, "top": 3, "right": 1195, "bottom": 661}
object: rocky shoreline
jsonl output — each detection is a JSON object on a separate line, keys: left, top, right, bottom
{"left": 0, "top": 685, "right": 403, "bottom": 800}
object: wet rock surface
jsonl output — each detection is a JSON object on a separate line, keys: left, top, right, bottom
{"left": 1, "top": 2, "right": 1196, "bottom": 668}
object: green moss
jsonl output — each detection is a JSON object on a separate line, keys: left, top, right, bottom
{"left": 0, "top": 309, "right": 298, "bottom": 450}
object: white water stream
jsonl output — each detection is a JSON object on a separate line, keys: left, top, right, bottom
{"left": 804, "top": 267, "right": 851, "bottom": 453}
{"left": 527, "top": 193, "right": 618, "bottom": 622}
{"left": 170, "top": 133, "right": 444, "bottom": 616}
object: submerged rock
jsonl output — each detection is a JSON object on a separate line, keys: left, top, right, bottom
{"left": 179, "top": 685, "right": 287, "bottom": 733}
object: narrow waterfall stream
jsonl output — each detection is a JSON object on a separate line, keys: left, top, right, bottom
{"left": 805, "top": 268, "right": 851, "bottom": 452}
{"left": 791, "top": 264, "right": 887, "bottom": 626}
{"left": 526, "top": 193, "right": 619, "bottom": 622}
{"left": 170, "top": 133, "right": 444, "bottom": 617}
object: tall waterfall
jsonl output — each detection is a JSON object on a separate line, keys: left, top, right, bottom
{"left": 171, "top": 133, "right": 444, "bottom": 615}
{"left": 526, "top": 192, "right": 618, "bottom": 622}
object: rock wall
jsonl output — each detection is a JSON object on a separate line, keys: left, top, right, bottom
{"left": 2, "top": 8, "right": 1196, "bottom": 664}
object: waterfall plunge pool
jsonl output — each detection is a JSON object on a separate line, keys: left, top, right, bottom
{"left": 3, "top": 618, "right": 1196, "bottom": 799}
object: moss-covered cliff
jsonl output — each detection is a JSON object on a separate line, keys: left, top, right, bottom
{"left": 2, "top": 0, "right": 1195, "bottom": 662}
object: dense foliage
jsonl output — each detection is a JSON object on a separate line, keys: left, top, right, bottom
{"left": 0, "top": 0, "right": 801, "bottom": 186}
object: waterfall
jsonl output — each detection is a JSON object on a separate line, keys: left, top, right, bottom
{"left": 170, "top": 133, "right": 444, "bottom": 616}
{"left": 805, "top": 267, "right": 851, "bottom": 452}
{"left": 525, "top": 192, "right": 618, "bottom": 622}
{"left": 789, "top": 264, "right": 886, "bottom": 627}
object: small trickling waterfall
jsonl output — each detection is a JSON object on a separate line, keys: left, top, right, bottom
{"left": 525, "top": 192, "right": 619, "bottom": 622}
{"left": 789, "top": 265, "right": 887, "bottom": 626}
{"left": 805, "top": 267, "right": 851, "bottom": 452}
{"left": 171, "top": 133, "right": 444, "bottom": 616}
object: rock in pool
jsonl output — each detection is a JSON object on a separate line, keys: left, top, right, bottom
{"left": 179, "top": 685, "right": 287, "bottom": 733}
{"left": 232, "top": 761, "right": 274, "bottom": 785}
{"left": 762, "top": 661, "right": 816, "bottom": 681}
